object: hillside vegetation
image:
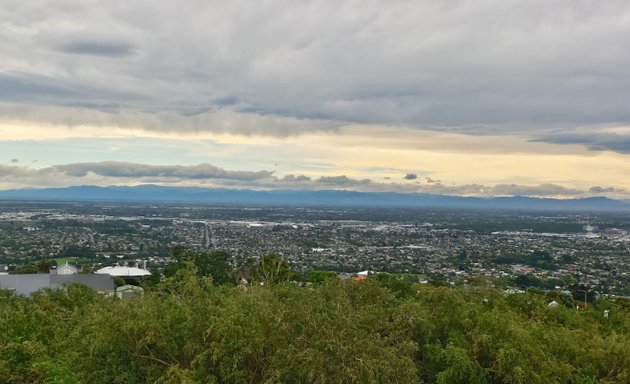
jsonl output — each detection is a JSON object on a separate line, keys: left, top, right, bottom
{"left": 1, "top": 265, "right": 629, "bottom": 384}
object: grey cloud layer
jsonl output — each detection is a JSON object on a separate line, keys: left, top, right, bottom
{"left": 532, "top": 131, "right": 630, "bottom": 154}
{"left": 2, "top": 0, "right": 630, "bottom": 140}
{"left": 0, "top": 104, "right": 338, "bottom": 136}
{"left": 0, "top": 162, "right": 627, "bottom": 198}
{"left": 60, "top": 41, "right": 136, "bottom": 57}
{"left": 0, "top": 162, "right": 273, "bottom": 184}
{"left": 53, "top": 162, "right": 274, "bottom": 180}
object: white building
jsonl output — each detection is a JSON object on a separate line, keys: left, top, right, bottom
{"left": 95, "top": 266, "right": 151, "bottom": 277}
{"left": 56, "top": 262, "right": 79, "bottom": 275}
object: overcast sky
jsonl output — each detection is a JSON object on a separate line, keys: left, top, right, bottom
{"left": 2, "top": 0, "right": 630, "bottom": 197}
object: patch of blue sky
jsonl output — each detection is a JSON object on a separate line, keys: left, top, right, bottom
{"left": 0, "top": 137, "right": 229, "bottom": 168}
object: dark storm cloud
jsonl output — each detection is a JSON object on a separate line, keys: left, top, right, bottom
{"left": 2, "top": 0, "right": 630, "bottom": 137}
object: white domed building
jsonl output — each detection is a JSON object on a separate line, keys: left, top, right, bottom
{"left": 95, "top": 266, "right": 152, "bottom": 277}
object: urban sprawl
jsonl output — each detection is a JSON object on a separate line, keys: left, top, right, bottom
{"left": 0, "top": 202, "right": 629, "bottom": 296}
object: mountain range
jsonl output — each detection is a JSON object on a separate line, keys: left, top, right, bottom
{"left": 0, "top": 185, "right": 628, "bottom": 212}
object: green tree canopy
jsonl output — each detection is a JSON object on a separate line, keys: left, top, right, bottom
{"left": 256, "top": 253, "right": 290, "bottom": 284}
{"left": 1, "top": 264, "right": 629, "bottom": 383}
{"left": 164, "top": 247, "right": 232, "bottom": 285}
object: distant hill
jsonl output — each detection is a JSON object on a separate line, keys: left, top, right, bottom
{"left": 0, "top": 185, "right": 628, "bottom": 212}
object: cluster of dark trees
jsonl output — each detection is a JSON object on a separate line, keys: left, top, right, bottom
{"left": 1, "top": 262, "right": 629, "bottom": 383}
{"left": 11, "top": 259, "right": 59, "bottom": 274}
{"left": 494, "top": 249, "right": 558, "bottom": 270}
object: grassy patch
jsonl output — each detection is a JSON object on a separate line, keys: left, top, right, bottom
{"left": 53, "top": 256, "right": 79, "bottom": 266}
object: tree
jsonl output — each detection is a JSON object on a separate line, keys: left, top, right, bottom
{"left": 164, "top": 247, "right": 232, "bottom": 285}
{"left": 193, "top": 250, "right": 232, "bottom": 285}
{"left": 308, "top": 270, "right": 338, "bottom": 284}
{"left": 256, "top": 253, "right": 290, "bottom": 284}
{"left": 13, "top": 263, "right": 38, "bottom": 274}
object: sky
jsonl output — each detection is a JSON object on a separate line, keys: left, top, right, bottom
{"left": 2, "top": 0, "right": 630, "bottom": 198}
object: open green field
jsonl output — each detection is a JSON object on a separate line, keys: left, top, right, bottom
{"left": 52, "top": 256, "right": 78, "bottom": 266}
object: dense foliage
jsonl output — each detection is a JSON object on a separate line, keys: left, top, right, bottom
{"left": 1, "top": 270, "right": 629, "bottom": 383}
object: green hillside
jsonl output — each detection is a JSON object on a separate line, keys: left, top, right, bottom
{"left": 1, "top": 267, "right": 629, "bottom": 384}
